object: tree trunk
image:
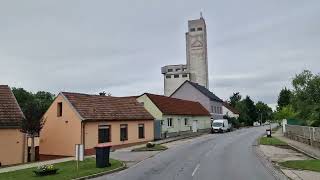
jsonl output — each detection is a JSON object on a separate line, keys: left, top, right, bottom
{"left": 30, "top": 135, "right": 35, "bottom": 162}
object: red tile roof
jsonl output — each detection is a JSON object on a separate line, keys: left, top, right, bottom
{"left": 144, "top": 93, "right": 210, "bottom": 116}
{"left": 61, "top": 92, "right": 154, "bottom": 121}
{"left": 222, "top": 102, "right": 240, "bottom": 115}
{"left": 0, "top": 85, "right": 24, "bottom": 128}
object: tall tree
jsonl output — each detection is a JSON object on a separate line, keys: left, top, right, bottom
{"left": 244, "top": 96, "right": 258, "bottom": 125}
{"left": 229, "top": 92, "right": 242, "bottom": 107}
{"left": 12, "top": 88, "right": 54, "bottom": 162}
{"left": 256, "top": 101, "right": 273, "bottom": 123}
{"left": 277, "top": 87, "right": 292, "bottom": 111}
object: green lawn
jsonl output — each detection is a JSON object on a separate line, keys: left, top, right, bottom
{"left": 259, "top": 137, "right": 287, "bottom": 146}
{"left": 0, "top": 158, "right": 124, "bottom": 180}
{"left": 279, "top": 160, "right": 320, "bottom": 172}
{"left": 132, "top": 144, "right": 168, "bottom": 152}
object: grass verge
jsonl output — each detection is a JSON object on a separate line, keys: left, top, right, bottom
{"left": 0, "top": 158, "right": 123, "bottom": 180}
{"left": 132, "top": 144, "right": 168, "bottom": 152}
{"left": 279, "top": 160, "right": 320, "bottom": 172}
{"left": 259, "top": 137, "right": 287, "bottom": 146}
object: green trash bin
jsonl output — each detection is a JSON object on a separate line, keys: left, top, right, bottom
{"left": 95, "top": 144, "right": 111, "bottom": 168}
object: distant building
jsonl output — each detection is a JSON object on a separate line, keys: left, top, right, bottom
{"left": 222, "top": 102, "right": 240, "bottom": 119}
{"left": 40, "top": 92, "right": 154, "bottom": 157}
{"left": 170, "top": 81, "right": 224, "bottom": 120}
{"left": 0, "top": 85, "right": 26, "bottom": 166}
{"left": 162, "top": 15, "right": 208, "bottom": 96}
{"left": 137, "top": 93, "right": 211, "bottom": 138}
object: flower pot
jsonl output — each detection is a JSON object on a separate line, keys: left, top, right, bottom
{"left": 33, "top": 169, "right": 58, "bottom": 176}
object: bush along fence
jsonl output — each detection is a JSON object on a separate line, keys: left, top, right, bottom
{"left": 285, "top": 124, "right": 320, "bottom": 149}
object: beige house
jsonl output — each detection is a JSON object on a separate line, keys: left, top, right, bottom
{"left": 137, "top": 93, "right": 211, "bottom": 138}
{"left": 0, "top": 85, "right": 26, "bottom": 166}
{"left": 40, "top": 92, "right": 154, "bottom": 157}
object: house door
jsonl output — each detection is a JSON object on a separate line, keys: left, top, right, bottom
{"left": 192, "top": 120, "right": 198, "bottom": 133}
{"left": 98, "top": 125, "right": 111, "bottom": 143}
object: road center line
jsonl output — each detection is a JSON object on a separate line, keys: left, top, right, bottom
{"left": 192, "top": 163, "right": 200, "bottom": 176}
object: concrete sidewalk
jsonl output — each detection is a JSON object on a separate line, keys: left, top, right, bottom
{"left": 274, "top": 129, "right": 320, "bottom": 159}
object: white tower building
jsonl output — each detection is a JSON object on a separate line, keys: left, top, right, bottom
{"left": 186, "top": 16, "right": 208, "bottom": 89}
{"left": 162, "top": 15, "right": 209, "bottom": 96}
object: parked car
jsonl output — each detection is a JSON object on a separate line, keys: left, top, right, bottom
{"left": 211, "top": 119, "right": 230, "bottom": 133}
{"left": 253, "top": 122, "right": 261, "bottom": 126}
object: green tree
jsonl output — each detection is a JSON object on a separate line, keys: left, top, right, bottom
{"left": 256, "top": 101, "right": 273, "bottom": 123}
{"left": 277, "top": 88, "right": 292, "bottom": 111}
{"left": 274, "top": 105, "right": 297, "bottom": 120}
{"left": 12, "top": 88, "right": 54, "bottom": 162}
{"left": 244, "top": 96, "right": 258, "bottom": 125}
{"left": 229, "top": 92, "right": 242, "bottom": 108}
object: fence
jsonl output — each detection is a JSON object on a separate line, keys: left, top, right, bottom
{"left": 285, "top": 124, "right": 320, "bottom": 149}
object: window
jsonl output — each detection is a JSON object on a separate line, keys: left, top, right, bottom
{"left": 211, "top": 106, "right": 214, "bottom": 113}
{"left": 190, "top": 28, "right": 195, "bottom": 32}
{"left": 167, "top": 118, "right": 173, "bottom": 127}
{"left": 197, "top": 27, "right": 203, "bottom": 31}
{"left": 168, "top": 69, "right": 173, "bottom": 72}
{"left": 183, "top": 68, "right": 187, "bottom": 71}
{"left": 182, "top": 74, "right": 188, "bottom": 78}
{"left": 138, "top": 124, "right": 145, "bottom": 139}
{"left": 184, "top": 118, "right": 188, "bottom": 126}
{"left": 57, "top": 102, "right": 62, "bottom": 117}
{"left": 166, "top": 75, "right": 171, "bottom": 79}
{"left": 98, "top": 125, "right": 111, "bottom": 143}
{"left": 174, "top": 74, "right": 179, "bottom": 78}
{"left": 176, "top": 68, "right": 181, "bottom": 71}
{"left": 160, "top": 120, "right": 164, "bottom": 125}
{"left": 120, "top": 124, "right": 128, "bottom": 141}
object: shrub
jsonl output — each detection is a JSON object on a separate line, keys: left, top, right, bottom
{"left": 146, "top": 142, "right": 155, "bottom": 148}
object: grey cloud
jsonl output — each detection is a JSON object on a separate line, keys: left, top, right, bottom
{"left": 0, "top": 0, "right": 320, "bottom": 105}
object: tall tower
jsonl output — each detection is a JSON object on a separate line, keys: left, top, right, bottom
{"left": 161, "top": 15, "right": 209, "bottom": 96}
{"left": 186, "top": 16, "right": 209, "bottom": 88}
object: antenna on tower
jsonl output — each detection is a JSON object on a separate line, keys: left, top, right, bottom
{"left": 200, "top": 11, "right": 203, "bottom": 18}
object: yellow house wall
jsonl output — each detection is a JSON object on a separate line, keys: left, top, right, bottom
{"left": 39, "top": 94, "right": 82, "bottom": 156}
{"left": 136, "top": 95, "right": 163, "bottom": 120}
{"left": 0, "top": 129, "right": 25, "bottom": 165}
{"left": 84, "top": 120, "right": 154, "bottom": 150}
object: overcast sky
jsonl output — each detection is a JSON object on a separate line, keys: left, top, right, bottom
{"left": 0, "top": 1, "right": 319, "bottom": 108}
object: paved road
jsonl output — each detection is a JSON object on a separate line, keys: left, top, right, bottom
{"left": 96, "top": 126, "right": 276, "bottom": 180}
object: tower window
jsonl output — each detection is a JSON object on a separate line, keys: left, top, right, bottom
{"left": 174, "top": 74, "right": 179, "bottom": 78}
{"left": 168, "top": 69, "right": 173, "bottom": 72}
{"left": 182, "top": 74, "right": 188, "bottom": 78}
{"left": 190, "top": 28, "right": 195, "bottom": 32}
{"left": 166, "top": 75, "right": 171, "bottom": 79}
{"left": 176, "top": 68, "right": 181, "bottom": 71}
{"left": 197, "top": 27, "right": 203, "bottom": 31}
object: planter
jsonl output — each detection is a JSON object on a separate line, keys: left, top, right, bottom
{"left": 33, "top": 169, "right": 58, "bottom": 176}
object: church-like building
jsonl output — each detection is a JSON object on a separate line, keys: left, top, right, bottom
{"left": 161, "top": 15, "right": 209, "bottom": 96}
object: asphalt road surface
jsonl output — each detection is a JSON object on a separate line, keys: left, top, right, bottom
{"left": 96, "top": 126, "right": 276, "bottom": 180}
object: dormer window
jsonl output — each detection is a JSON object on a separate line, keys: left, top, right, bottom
{"left": 197, "top": 27, "right": 203, "bottom": 31}
{"left": 190, "top": 28, "right": 196, "bottom": 32}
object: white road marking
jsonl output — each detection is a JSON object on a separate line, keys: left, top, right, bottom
{"left": 192, "top": 163, "right": 200, "bottom": 176}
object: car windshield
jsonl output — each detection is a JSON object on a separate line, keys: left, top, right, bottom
{"left": 212, "top": 122, "right": 223, "bottom": 127}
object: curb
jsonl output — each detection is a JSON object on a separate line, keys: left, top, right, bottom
{"left": 72, "top": 162, "right": 127, "bottom": 180}
{"left": 253, "top": 137, "right": 289, "bottom": 180}
{"left": 277, "top": 137, "right": 319, "bottom": 160}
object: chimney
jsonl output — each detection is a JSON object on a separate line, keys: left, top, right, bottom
{"left": 99, "top": 91, "right": 106, "bottom": 96}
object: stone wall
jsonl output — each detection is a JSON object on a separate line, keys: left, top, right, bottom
{"left": 285, "top": 124, "right": 320, "bottom": 149}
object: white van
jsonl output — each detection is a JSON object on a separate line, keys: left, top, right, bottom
{"left": 211, "top": 119, "right": 230, "bottom": 133}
